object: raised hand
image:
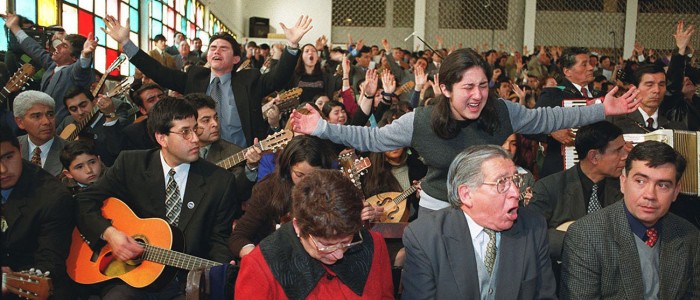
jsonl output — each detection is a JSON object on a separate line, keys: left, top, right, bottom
{"left": 102, "top": 15, "right": 131, "bottom": 44}
{"left": 364, "top": 68, "right": 379, "bottom": 97}
{"left": 381, "top": 38, "right": 390, "bottom": 52}
{"left": 356, "top": 38, "right": 365, "bottom": 52}
{"left": 280, "top": 15, "right": 313, "bottom": 48}
{"left": 674, "top": 20, "right": 695, "bottom": 55}
{"left": 414, "top": 64, "right": 427, "bottom": 89}
{"left": 381, "top": 71, "right": 396, "bottom": 94}
{"left": 3, "top": 12, "right": 21, "bottom": 33}
{"left": 291, "top": 103, "right": 323, "bottom": 135}
{"left": 342, "top": 55, "right": 350, "bottom": 77}
{"left": 82, "top": 32, "right": 98, "bottom": 57}
{"left": 432, "top": 73, "right": 442, "bottom": 96}
{"left": 512, "top": 83, "right": 526, "bottom": 103}
{"left": 603, "top": 86, "right": 640, "bottom": 116}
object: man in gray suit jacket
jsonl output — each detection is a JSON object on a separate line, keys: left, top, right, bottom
{"left": 562, "top": 141, "right": 699, "bottom": 299}
{"left": 529, "top": 121, "right": 626, "bottom": 262}
{"left": 5, "top": 13, "right": 96, "bottom": 124}
{"left": 402, "top": 145, "right": 557, "bottom": 299}
{"left": 13, "top": 90, "right": 67, "bottom": 176}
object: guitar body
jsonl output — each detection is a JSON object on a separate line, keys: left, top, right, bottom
{"left": 367, "top": 192, "right": 408, "bottom": 223}
{"left": 59, "top": 123, "right": 78, "bottom": 140}
{"left": 66, "top": 198, "right": 184, "bottom": 289}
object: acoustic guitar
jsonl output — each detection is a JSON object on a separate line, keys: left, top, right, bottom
{"left": 338, "top": 152, "right": 371, "bottom": 189}
{"left": 0, "top": 63, "right": 36, "bottom": 107}
{"left": 66, "top": 198, "right": 222, "bottom": 289}
{"left": 395, "top": 80, "right": 415, "bottom": 96}
{"left": 59, "top": 55, "right": 131, "bottom": 141}
{"left": 4, "top": 269, "right": 52, "bottom": 300}
{"left": 366, "top": 185, "right": 418, "bottom": 223}
{"left": 262, "top": 87, "right": 302, "bottom": 117}
{"left": 215, "top": 129, "right": 293, "bottom": 170}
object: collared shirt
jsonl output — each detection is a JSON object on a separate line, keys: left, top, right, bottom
{"left": 1, "top": 188, "right": 13, "bottom": 204}
{"left": 576, "top": 163, "right": 606, "bottom": 211}
{"left": 207, "top": 73, "right": 246, "bottom": 148}
{"left": 638, "top": 108, "right": 659, "bottom": 129}
{"left": 159, "top": 151, "right": 191, "bottom": 199}
{"left": 570, "top": 82, "right": 590, "bottom": 98}
{"left": 464, "top": 211, "right": 501, "bottom": 262}
{"left": 624, "top": 202, "right": 662, "bottom": 242}
{"left": 27, "top": 137, "right": 55, "bottom": 167}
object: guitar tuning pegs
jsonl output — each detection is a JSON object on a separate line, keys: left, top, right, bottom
{"left": 44, "top": 271, "right": 50, "bottom": 276}
{"left": 29, "top": 268, "right": 35, "bottom": 273}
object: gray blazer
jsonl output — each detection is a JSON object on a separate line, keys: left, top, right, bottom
{"left": 402, "top": 207, "right": 557, "bottom": 299}
{"left": 561, "top": 201, "right": 700, "bottom": 299}
{"left": 529, "top": 164, "right": 622, "bottom": 260}
{"left": 18, "top": 135, "right": 67, "bottom": 177}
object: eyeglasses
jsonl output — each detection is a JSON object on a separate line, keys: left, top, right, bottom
{"left": 309, "top": 231, "right": 363, "bottom": 254}
{"left": 169, "top": 126, "right": 204, "bottom": 140}
{"left": 482, "top": 174, "right": 524, "bottom": 194}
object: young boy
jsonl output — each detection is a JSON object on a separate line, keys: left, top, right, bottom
{"left": 59, "top": 141, "right": 104, "bottom": 194}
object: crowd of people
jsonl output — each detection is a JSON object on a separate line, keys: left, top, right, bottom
{"left": 1, "top": 9, "right": 699, "bottom": 299}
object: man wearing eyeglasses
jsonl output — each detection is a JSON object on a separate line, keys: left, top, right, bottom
{"left": 76, "top": 97, "right": 238, "bottom": 298}
{"left": 402, "top": 144, "right": 556, "bottom": 299}
{"left": 529, "top": 121, "right": 626, "bottom": 279}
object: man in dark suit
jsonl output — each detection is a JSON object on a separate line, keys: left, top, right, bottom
{"left": 562, "top": 141, "right": 699, "bottom": 299}
{"left": 536, "top": 47, "right": 604, "bottom": 178}
{"left": 402, "top": 145, "right": 556, "bottom": 299}
{"left": 608, "top": 64, "right": 686, "bottom": 133}
{"left": 529, "top": 121, "right": 626, "bottom": 287}
{"left": 76, "top": 97, "right": 238, "bottom": 298}
{"left": 103, "top": 14, "right": 312, "bottom": 148}
{"left": 121, "top": 83, "right": 164, "bottom": 150}
{"left": 13, "top": 90, "right": 67, "bottom": 176}
{"left": 4, "top": 12, "right": 96, "bottom": 124}
{"left": 1, "top": 125, "right": 75, "bottom": 300}
{"left": 56, "top": 87, "right": 132, "bottom": 166}
{"left": 184, "top": 93, "right": 261, "bottom": 214}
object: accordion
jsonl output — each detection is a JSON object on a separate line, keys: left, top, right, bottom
{"left": 624, "top": 129, "right": 700, "bottom": 196}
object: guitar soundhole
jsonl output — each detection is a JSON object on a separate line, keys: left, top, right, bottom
{"left": 97, "top": 235, "right": 148, "bottom": 277}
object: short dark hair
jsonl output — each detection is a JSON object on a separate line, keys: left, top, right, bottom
{"left": 183, "top": 93, "right": 216, "bottom": 111}
{"left": 147, "top": 96, "right": 198, "bottom": 146}
{"left": 65, "top": 34, "right": 87, "bottom": 59}
{"left": 153, "top": 34, "right": 167, "bottom": 42}
{"left": 259, "top": 43, "right": 270, "bottom": 50}
{"left": 63, "top": 87, "right": 94, "bottom": 108}
{"left": 625, "top": 140, "right": 686, "bottom": 181}
{"left": 632, "top": 64, "right": 666, "bottom": 87}
{"left": 0, "top": 122, "right": 20, "bottom": 150}
{"left": 593, "top": 75, "right": 608, "bottom": 83}
{"left": 292, "top": 169, "right": 364, "bottom": 238}
{"left": 208, "top": 32, "right": 241, "bottom": 57}
{"left": 193, "top": 37, "right": 202, "bottom": 43}
{"left": 322, "top": 100, "right": 346, "bottom": 118}
{"left": 60, "top": 141, "right": 98, "bottom": 169}
{"left": 560, "top": 47, "right": 589, "bottom": 70}
{"left": 358, "top": 46, "right": 371, "bottom": 55}
{"left": 575, "top": 121, "right": 623, "bottom": 161}
{"left": 133, "top": 83, "right": 165, "bottom": 108}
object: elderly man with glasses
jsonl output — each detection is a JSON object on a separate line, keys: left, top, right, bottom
{"left": 402, "top": 144, "right": 557, "bottom": 299}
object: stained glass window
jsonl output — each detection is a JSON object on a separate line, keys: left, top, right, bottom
{"left": 61, "top": 0, "right": 139, "bottom": 76}
{"left": 149, "top": 0, "right": 209, "bottom": 51}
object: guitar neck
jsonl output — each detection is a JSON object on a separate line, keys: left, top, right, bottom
{"left": 66, "top": 107, "right": 100, "bottom": 141}
{"left": 393, "top": 185, "right": 418, "bottom": 205}
{"left": 215, "top": 147, "right": 250, "bottom": 169}
{"left": 141, "top": 244, "right": 222, "bottom": 270}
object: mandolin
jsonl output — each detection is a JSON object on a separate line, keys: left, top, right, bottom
{"left": 338, "top": 152, "right": 371, "bottom": 189}
{"left": 66, "top": 198, "right": 222, "bottom": 289}
{"left": 262, "top": 87, "right": 302, "bottom": 117}
{"left": 216, "top": 130, "right": 293, "bottom": 170}
{"left": 366, "top": 184, "right": 418, "bottom": 223}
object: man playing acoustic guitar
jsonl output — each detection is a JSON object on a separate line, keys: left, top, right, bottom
{"left": 75, "top": 97, "right": 238, "bottom": 298}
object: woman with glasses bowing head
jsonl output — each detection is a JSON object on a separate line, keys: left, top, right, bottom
{"left": 235, "top": 169, "right": 394, "bottom": 299}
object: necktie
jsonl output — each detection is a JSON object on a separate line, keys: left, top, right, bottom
{"left": 31, "top": 147, "right": 42, "bottom": 166}
{"left": 587, "top": 183, "right": 601, "bottom": 214}
{"left": 645, "top": 228, "right": 658, "bottom": 247}
{"left": 646, "top": 117, "right": 654, "bottom": 130}
{"left": 210, "top": 77, "right": 223, "bottom": 117}
{"left": 165, "top": 169, "right": 182, "bottom": 225}
{"left": 483, "top": 229, "right": 497, "bottom": 274}
{"left": 580, "top": 86, "right": 589, "bottom": 98}
{"left": 199, "top": 147, "right": 208, "bottom": 159}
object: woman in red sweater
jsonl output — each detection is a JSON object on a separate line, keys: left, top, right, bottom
{"left": 235, "top": 169, "right": 394, "bottom": 299}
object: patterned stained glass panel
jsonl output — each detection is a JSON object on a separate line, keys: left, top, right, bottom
{"left": 37, "top": 0, "right": 58, "bottom": 26}
{"left": 62, "top": 4, "right": 79, "bottom": 33}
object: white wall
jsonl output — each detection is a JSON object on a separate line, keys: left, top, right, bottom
{"left": 210, "top": 0, "right": 332, "bottom": 46}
